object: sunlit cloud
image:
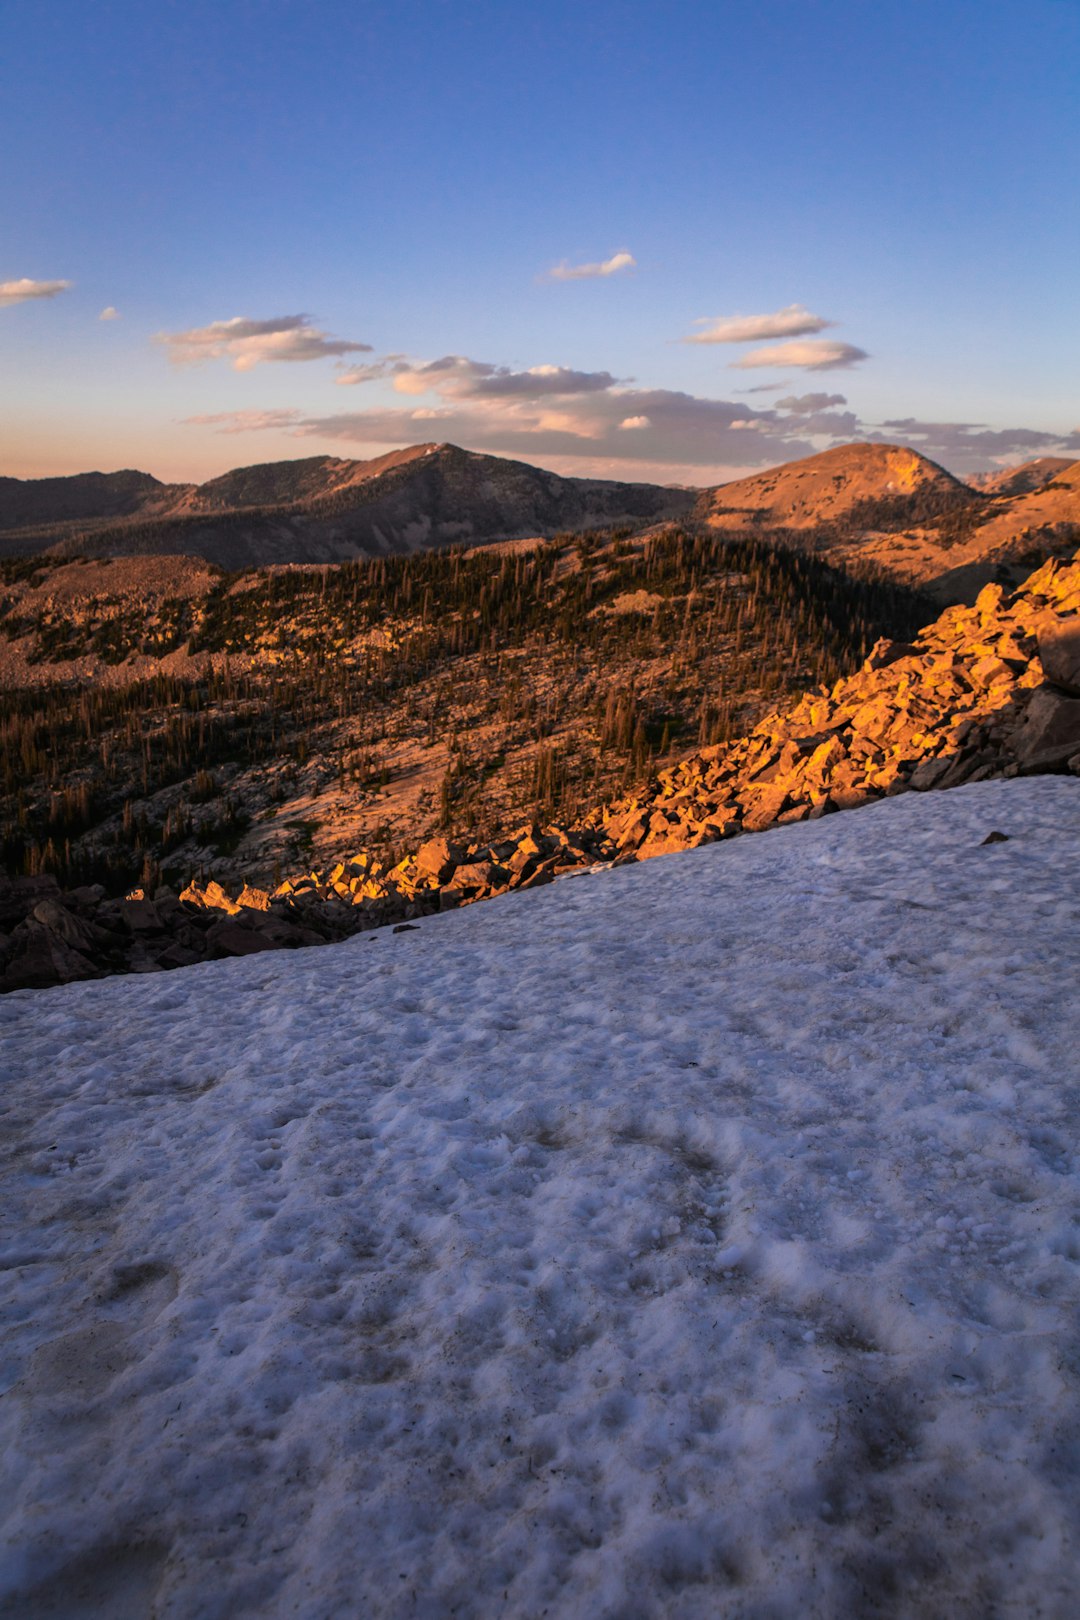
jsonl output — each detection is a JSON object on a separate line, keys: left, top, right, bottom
{"left": 618, "top": 415, "right": 651, "bottom": 430}
{"left": 543, "top": 250, "right": 636, "bottom": 282}
{"left": 159, "top": 314, "right": 371, "bottom": 370}
{"left": 732, "top": 339, "right": 869, "bottom": 371}
{"left": 684, "top": 303, "right": 832, "bottom": 345}
{"left": 98, "top": 306, "right": 121, "bottom": 321}
{"left": 0, "top": 277, "right": 72, "bottom": 307}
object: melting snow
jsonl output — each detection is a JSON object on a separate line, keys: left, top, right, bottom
{"left": 2, "top": 778, "right": 1080, "bottom": 1616}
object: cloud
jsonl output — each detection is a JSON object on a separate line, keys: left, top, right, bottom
{"left": 684, "top": 303, "right": 832, "bottom": 345}
{"left": 98, "top": 306, "right": 120, "bottom": 321}
{"left": 183, "top": 409, "right": 305, "bottom": 434}
{"left": 0, "top": 277, "right": 71, "bottom": 307}
{"left": 335, "top": 358, "right": 409, "bottom": 386}
{"left": 159, "top": 314, "right": 371, "bottom": 370}
{"left": 866, "top": 418, "right": 1080, "bottom": 474}
{"left": 777, "top": 393, "right": 847, "bottom": 413}
{"left": 180, "top": 338, "right": 1080, "bottom": 481}
{"left": 337, "top": 353, "right": 622, "bottom": 401}
{"left": 544, "top": 250, "right": 636, "bottom": 282}
{"left": 732, "top": 340, "right": 869, "bottom": 372}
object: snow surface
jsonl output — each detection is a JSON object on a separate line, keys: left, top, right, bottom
{"left": 2, "top": 777, "right": 1080, "bottom": 1618}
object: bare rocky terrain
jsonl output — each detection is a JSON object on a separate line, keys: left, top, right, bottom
{"left": 1, "top": 527, "right": 925, "bottom": 893}
{"left": 3, "top": 546, "right": 1080, "bottom": 993}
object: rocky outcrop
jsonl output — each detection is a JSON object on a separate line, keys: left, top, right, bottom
{"left": 598, "top": 555, "right": 1080, "bottom": 858}
{"left": 5, "top": 552, "right": 1080, "bottom": 995}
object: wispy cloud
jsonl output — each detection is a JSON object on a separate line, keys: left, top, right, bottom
{"left": 183, "top": 409, "right": 305, "bottom": 433}
{"left": 870, "top": 418, "right": 1080, "bottom": 471}
{"left": 159, "top": 314, "right": 371, "bottom": 370}
{"left": 776, "top": 392, "right": 847, "bottom": 413}
{"left": 338, "top": 354, "right": 620, "bottom": 400}
{"left": 98, "top": 306, "right": 120, "bottom": 321}
{"left": 732, "top": 339, "right": 868, "bottom": 372}
{"left": 543, "top": 250, "right": 636, "bottom": 283}
{"left": 0, "top": 277, "right": 72, "bottom": 307}
{"left": 684, "top": 303, "right": 832, "bottom": 345}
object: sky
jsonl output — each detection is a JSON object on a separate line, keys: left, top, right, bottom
{"left": 2, "top": 0, "right": 1078, "bottom": 487}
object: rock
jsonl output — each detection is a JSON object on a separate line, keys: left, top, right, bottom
{"left": 1013, "top": 685, "right": 1080, "bottom": 772}
{"left": 30, "top": 898, "right": 101, "bottom": 952}
{"left": 119, "top": 897, "right": 164, "bottom": 933}
{"left": 204, "top": 918, "right": 279, "bottom": 957}
{"left": 981, "top": 830, "right": 1010, "bottom": 844}
{"left": 0, "top": 920, "right": 101, "bottom": 991}
{"left": 0, "top": 875, "right": 60, "bottom": 929}
{"left": 237, "top": 884, "right": 271, "bottom": 911}
{"left": 863, "top": 638, "right": 919, "bottom": 671}
{"left": 414, "top": 837, "right": 463, "bottom": 884}
{"left": 1038, "top": 621, "right": 1080, "bottom": 696}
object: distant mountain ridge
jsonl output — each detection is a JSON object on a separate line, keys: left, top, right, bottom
{"left": 3, "top": 439, "right": 1077, "bottom": 593}
{"left": 692, "top": 442, "right": 973, "bottom": 530}
{"left": 0, "top": 444, "right": 694, "bottom": 567}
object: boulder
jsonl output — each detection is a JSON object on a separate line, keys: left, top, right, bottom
{"left": 30, "top": 898, "right": 101, "bottom": 952}
{"left": 204, "top": 919, "right": 279, "bottom": 957}
{"left": 1038, "top": 621, "right": 1080, "bottom": 696}
{"left": 0, "top": 875, "right": 60, "bottom": 929}
{"left": 414, "top": 836, "right": 463, "bottom": 884}
{"left": 0, "top": 920, "right": 101, "bottom": 991}
{"left": 1013, "top": 685, "right": 1080, "bottom": 772}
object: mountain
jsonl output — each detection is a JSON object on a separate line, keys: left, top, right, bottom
{"left": 695, "top": 443, "right": 1080, "bottom": 601}
{"left": 0, "top": 443, "right": 694, "bottom": 566}
{"left": 848, "top": 457, "right": 1080, "bottom": 601}
{"left": 3, "top": 774, "right": 1079, "bottom": 1617}
{"left": 0, "top": 468, "right": 176, "bottom": 531}
{"left": 968, "top": 456, "right": 1076, "bottom": 496}
{"left": 693, "top": 442, "right": 973, "bottom": 531}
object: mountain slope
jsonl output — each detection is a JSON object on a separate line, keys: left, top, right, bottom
{"left": 3, "top": 776, "right": 1079, "bottom": 1617}
{"left": 0, "top": 444, "right": 694, "bottom": 566}
{"left": 0, "top": 468, "right": 180, "bottom": 531}
{"left": 693, "top": 442, "right": 972, "bottom": 531}
{"left": 969, "top": 456, "right": 1075, "bottom": 496}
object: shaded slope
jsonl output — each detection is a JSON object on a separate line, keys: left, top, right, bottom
{"left": 2, "top": 444, "right": 694, "bottom": 566}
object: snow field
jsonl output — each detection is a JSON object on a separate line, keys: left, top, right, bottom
{"left": 2, "top": 777, "right": 1080, "bottom": 1617}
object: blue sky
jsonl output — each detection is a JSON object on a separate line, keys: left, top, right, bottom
{"left": 2, "top": 0, "right": 1078, "bottom": 484}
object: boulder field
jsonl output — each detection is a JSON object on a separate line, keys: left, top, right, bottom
{"left": 4, "top": 553, "right": 1080, "bottom": 994}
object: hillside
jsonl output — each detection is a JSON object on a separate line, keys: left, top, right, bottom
{"left": 968, "top": 456, "right": 1075, "bottom": 496}
{"left": 3, "top": 776, "right": 1079, "bottom": 1616}
{"left": 0, "top": 468, "right": 179, "bottom": 533}
{"left": 695, "top": 443, "right": 1080, "bottom": 600}
{"left": 0, "top": 444, "right": 694, "bottom": 567}
{"left": 694, "top": 442, "right": 972, "bottom": 531}
{"left": 0, "top": 530, "right": 927, "bottom": 908}
{"left": 3, "top": 545, "right": 1079, "bottom": 993}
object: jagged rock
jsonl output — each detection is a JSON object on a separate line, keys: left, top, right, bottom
{"left": 864, "top": 638, "right": 919, "bottom": 670}
{"left": 414, "top": 837, "right": 463, "bottom": 884}
{"left": 1013, "top": 685, "right": 1080, "bottom": 773}
{"left": 1038, "top": 621, "right": 1080, "bottom": 696}
{"left": 237, "top": 884, "right": 271, "bottom": 911}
